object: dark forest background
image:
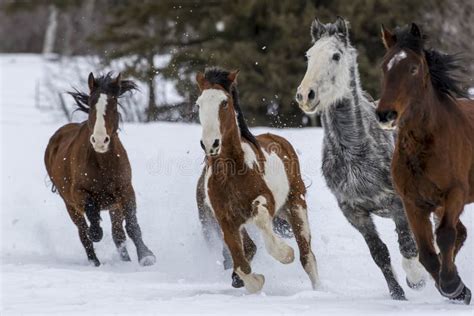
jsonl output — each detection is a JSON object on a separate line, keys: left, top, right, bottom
{"left": 1, "top": 0, "right": 472, "bottom": 126}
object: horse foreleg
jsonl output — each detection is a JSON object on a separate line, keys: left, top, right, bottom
{"left": 84, "top": 197, "right": 103, "bottom": 242}
{"left": 403, "top": 201, "right": 441, "bottom": 284}
{"left": 109, "top": 208, "right": 131, "bottom": 262}
{"left": 287, "top": 197, "right": 319, "bottom": 289}
{"left": 122, "top": 194, "right": 156, "bottom": 266}
{"left": 392, "top": 204, "right": 426, "bottom": 290}
{"left": 221, "top": 220, "right": 264, "bottom": 293}
{"left": 340, "top": 202, "right": 405, "bottom": 300}
{"left": 436, "top": 188, "right": 471, "bottom": 304}
{"left": 252, "top": 195, "right": 294, "bottom": 264}
{"left": 66, "top": 204, "right": 100, "bottom": 266}
{"left": 454, "top": 220, "right": 467, "bottom": 259}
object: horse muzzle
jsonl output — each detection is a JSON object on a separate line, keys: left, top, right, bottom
{"left": 375, "top": 110, "right": 398, "bottom": 130}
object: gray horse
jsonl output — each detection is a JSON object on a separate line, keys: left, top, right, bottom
{"left": 296, "top": 16, "right": 426, "bottom": 300}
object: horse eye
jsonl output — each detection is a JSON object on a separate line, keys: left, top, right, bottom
{"left": 221, "top": 100, "right": 228, "bottom": 108}
{"left": 332, "top": 53, "right": 341, "bottom": 61}
{"left": 410, "top": 65, "right": 419, "bottom": 75}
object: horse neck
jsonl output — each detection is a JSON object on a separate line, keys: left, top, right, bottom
{"left": 320, "top": 63, "right": 370, "bottom": 146}
{"left": 399, "top": 83, "right": 450, "bottom": 136}
{"left": 209, "top": 125, "right": 246, "bottom": 171}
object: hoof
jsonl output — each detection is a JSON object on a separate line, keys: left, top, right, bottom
{"left": 87, "top": 226, "right": 103, "bottom": 242}
{"left": 243, "top": 273, "right": 265, "bottom": 294}
{"left": 232, "top": 272, "right": 244, "bottom": 288}
{"left": 273, "top": 216, "right": 294, "bottom": 239}
{"left": 139, "top": 253, "right": 156, "bottom": 266}
{"left": 439, "top": 281, "right": 471, "bottom": 304}
{"left": 406, "top": 276, "right": 426, "bottom": 290}
{"left": 89, "top": 258, "right": 100, "bottom": 267}
{"left": 390, "top": 286, "right": 407, "bottom": 301}
{"left": 118, "top": 246, "right": 131, "bottom": 262}
{"left": 274, "top": 245, "right": 294, "bottom": 264}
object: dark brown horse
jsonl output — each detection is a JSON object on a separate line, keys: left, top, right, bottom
{"left": 376, "top": 23, "right": 473, "bottom": 304}
{"left": 44, "top": 73, "right": 155, "bottom": 267}
{"left": 195, "top": 67, "right": 319, "bottom": 293}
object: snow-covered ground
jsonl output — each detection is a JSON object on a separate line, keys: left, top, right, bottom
{"left": 1, "top": 55, "right": 473, "bottom": 315}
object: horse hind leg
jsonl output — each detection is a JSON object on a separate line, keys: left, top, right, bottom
{"left": 109, "top": 208, "right": 131, "bottom": 262}
{"left": 252, "top": 195, "right": 294, "bottom": 264}
{"left": 66, "top": 204, "right": 100, "bottom": 266}
{"left": 287, "top": 196, "right": 319, "bottom": 289}
{"left": 392, "top": 203, "right": 426, "bottom": 290}
{"left": 340, "top": 202, "right": 406, "bottom": 300}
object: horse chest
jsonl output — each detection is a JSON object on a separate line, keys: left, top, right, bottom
{"left": 322, "top": 141, "right": 393, "bottom": 202}
{"left": 204, "top": 152, "right": 289, "bottom": 221}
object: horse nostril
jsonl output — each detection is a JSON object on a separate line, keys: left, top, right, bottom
{"left": 212, "top": 139, "right": 220, "bottom": 149}
{"left": 296, "top": 93, "right": 303, "bottom": 102}
{"left": 200, "top": 140, "right": 205, "bottom": 150}
{"left": 308, "top": 89, "right": 315, "bottom": 100}
{"left": 104, "top": 136, "right": 110, "bottom": 144}
{"left": 91, "top": 136, "right": 96, "bottom": 143}
{"left": 387, "top": 111, "right": 397, "bottom": 121}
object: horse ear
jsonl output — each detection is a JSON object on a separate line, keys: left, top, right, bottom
{"left": 196, "top": 72, "right": 206, "bottom": 91}
{"left": 114, "top": 72, "right": 122, "bottom": 85}
{"left": 227, "top": 69, "right": 240, "bottom": 83}
{"left": 335, "top": 16, "right": 349, "bottom": 43}
{"left": 88, "top": 72, "right": 96, "bottom": 91}
{"left": 410, "top": 23, "right": 422, "bottom": 38}
{"left": 311, "top": 18, "right": 325, "bottom": 42}
{"left": 335, "top": 16, "right": 348, "bottom": 35}
{"left": 381, "top": 24, "right": 396, "bottom": 49}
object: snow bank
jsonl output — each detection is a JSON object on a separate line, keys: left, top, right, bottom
{"left": 1, "top": 55, "right": 473, "bottom": 315}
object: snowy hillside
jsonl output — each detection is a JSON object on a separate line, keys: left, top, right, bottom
{"left": 1, "top": 55, "right": 473, "bottom": 315}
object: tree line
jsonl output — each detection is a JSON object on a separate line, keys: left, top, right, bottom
{"left": 1, "top": 0, "right": 472, "bottom": 126}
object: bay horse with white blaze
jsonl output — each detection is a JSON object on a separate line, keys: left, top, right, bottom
{"left": 45, "top": 73, "right": 155, "bottom": 267}
{"left": 377, "top": 23, "right": 473, "bottom": 304}
{"left": 195, "top": 67, "right": 319, "bottom": 293}
{"left": 296, "top": 17, "right": 426, "bottom": 300}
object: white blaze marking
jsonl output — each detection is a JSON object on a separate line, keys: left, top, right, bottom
{"left": 197, "top": 89, "right": 227, "bottom": 152}
{"left": 387, "top": 50, "right": 407, "bottom": 71}
{"left": 91, "top": 93, "right": 109, "bottom": 153}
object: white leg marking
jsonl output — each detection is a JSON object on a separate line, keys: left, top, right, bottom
{"left": 235, "top": 267, "right": 265, "bottom": 294}
{"left": 402, "top": 256, "right": 426, "bottom": 286}
{"left": 253, "top": 196, "right": 294, "bottom": 264}
{"left": 294, "top": 205, "right": 320, "bottom": 289}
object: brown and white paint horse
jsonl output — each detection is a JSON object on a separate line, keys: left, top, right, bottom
{"left": 195, "top": 67, "right": 318, "bottom": 293}
{"left": 377, "top": 24, "right": 473, "bottom": 304}
{"left": 45, "top": 73, "right": 155, "bottom": 267}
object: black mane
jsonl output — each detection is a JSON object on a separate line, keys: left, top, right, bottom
{"left": 204, "top": 67, "right": 259, "bottom": 148}
{"left": 394, "top": 26, "right": 468, "bottom": 99}
{"left": 69, "top": 72, "right": 138, "bottom": 114}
